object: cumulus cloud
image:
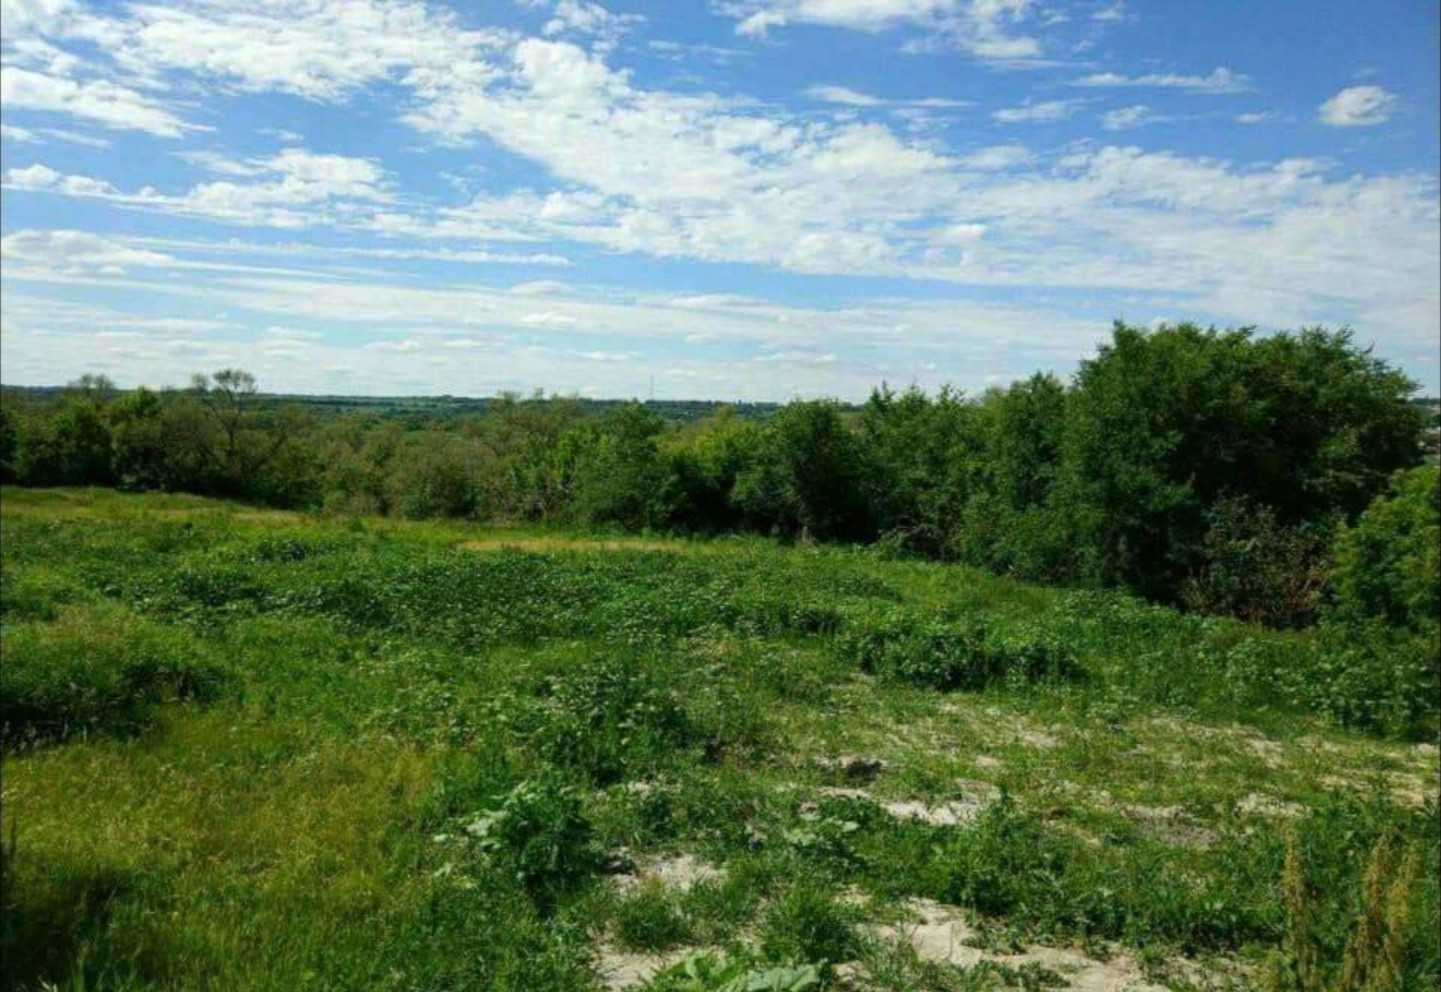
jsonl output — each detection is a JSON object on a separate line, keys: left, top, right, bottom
{"left": 1319, "top": 85, "right": 1396, "bottom": 126}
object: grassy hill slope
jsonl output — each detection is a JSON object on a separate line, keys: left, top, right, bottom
{"left": 2, "top": 488, "right": 1436, "bottom": 992}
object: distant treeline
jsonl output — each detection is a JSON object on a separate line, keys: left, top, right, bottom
{"left": 2, "top": 322, "right": 1436, "bottom": 629}
{"left": 0, "top": 386, "right": 808, "bottom": 424}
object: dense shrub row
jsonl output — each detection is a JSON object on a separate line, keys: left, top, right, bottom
{"left": 1, "top": 324, "right": 1434, "bottom": 628}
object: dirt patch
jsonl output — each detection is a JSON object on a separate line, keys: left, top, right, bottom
{"left": 882, "top": 780, "right": 1001, "bottom": 827}
{"left": 882, "top": 799, "right": 984, "bottom": 827}
{"left": 1018, "top": 729, "right": 1060, "bottom": 750}
{"left": 863, "top": 898, "right": 1171, "bottom": 991}
{"left": 613, "top": 854, "right": 724, "bottom": 892}
{"left": 815, "top": 786, "right": 874, "bottom": 802}
{"left": 596, "top": 944, "right": 696, "bottom": 990}
{"left": 1321, "top": 770, "right": 1437, "bottom": 809}
{"left": 1236, "top": 793, "right": 1306, "bottom": 818}
{"left": 1120, "top": 803, "right": 1217, "bottom": 849}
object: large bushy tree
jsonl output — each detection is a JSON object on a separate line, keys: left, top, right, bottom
{"left": 734, "top": 400, "right": 869, "bottom": 541}
{"left": 1058, "top": 323, "right": 1423, "bottom": 599}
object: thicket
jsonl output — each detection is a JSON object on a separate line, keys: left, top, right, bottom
{"left": 1, "top": 324, "right": 1432, "bottom": 628}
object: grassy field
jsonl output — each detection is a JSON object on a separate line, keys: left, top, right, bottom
{"left": 1, "top": 488, "right": 1436, "bottom": 992}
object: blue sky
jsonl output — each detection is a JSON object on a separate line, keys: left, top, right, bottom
{"left": 2, "top": 0, "right": 1437, "bottom": 400}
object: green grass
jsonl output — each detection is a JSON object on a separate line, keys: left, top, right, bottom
{"left": 1, "top": 487, "right": 1436, "bottom": 991}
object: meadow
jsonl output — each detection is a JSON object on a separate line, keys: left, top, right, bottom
{"left": 1, "top": 487, "right": 1436, "bottom": 992}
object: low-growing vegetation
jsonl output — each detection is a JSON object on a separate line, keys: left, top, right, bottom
{"left": 1, "top": 488, "right": 1436, "bottom": 991}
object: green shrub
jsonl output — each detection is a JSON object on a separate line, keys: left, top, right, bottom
{"left": 759, "top": 881, "right": 859, "bottom": 969}
{"left": 526, "top": 654, "right": 690, "bottom": 784}
{"left": 835, "top": 612, "right": 1078, "bottom": 691}
{"left": 1330, "top": 465, "right": 1439, "bottom": 636}
{"left": 643, "top": 952, "right": 822, "bottom": 992}
{"left": 465, "top": 776, "right": 596, "bottom": 909}
{"left": 0, "top": 567, "right": 89, "bottom": 621}
{"left": 1181, "top": 496, "right": 1333, "bottom": 628}
{"left": 0, "top": 606, "right": 226, "bottom": 745}
{"left": 613, "top": 881, "right": 692, "bottom": 951}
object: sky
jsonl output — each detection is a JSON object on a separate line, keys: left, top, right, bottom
{"left": 1, "top": 0, "right": 1438, "bottom": 401}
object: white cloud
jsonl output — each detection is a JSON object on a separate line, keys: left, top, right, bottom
{"left": 1236, "top": 111, "right": 1281, "bottom": 125}
{"left": 1100, "top": 104, "right": 1166, "bottom": 130}
{"left": 521, "top": 310, "right": 579, "bottom": 326}
{"left": 957, "top": 144, "right": 1032, "bottom": 169}
{"left": 731, "top": 0, "right": 960, "bottom": 35}
{"left": 804, "top": 84, "right": 884, "bottom": 107}
{"left": 4, "top": 149, "right": 393, "bottom": 228}
{"left": 992, "top": 99, "right": 1078, "bottom": 122}
{"left": 1319, "top": 85, "right": 1396, "bottom": 126}
{"left": 0, "top": 228, "right": 173, "bottom": 273}
{"left": 0, "top": 0, "right": 74, "bottom": 37}
{"left": 0, "top": 0, "right": 1435, "bottom": 384}
{"left": 4, "top": 162, "right": 119, "bottom": 195}
{"left": 804, "top": 84, "right": 968, "bottom": 107}
{"left": 103, "top": 0, "right": 510, "bottom": 102}
{"left": 724, "top": 0, "right": 1042, "bottom": 60}
{"left": 509, "top": 280, "right": 572, "bottom": 294}
{"left": 755, "top": 349, "right": 837, "bottom": 363}
{"left": 540, "top": 0, "right": 643, "bottom": 51}
{"left": 0, "top": 66, "right": 193, "bottom": 136}
{"left": 1, "top": 123, "right": 39, "bottom": 142}
{"left": 1073, "top": 67, "right": 1248, "bottom": 94}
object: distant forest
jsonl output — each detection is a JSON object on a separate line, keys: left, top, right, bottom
{"left": 0, "top": 387, "right": 824, "bottom": 425}
{"left": 2, "top": 322, "right": 1437, "bottom": 633}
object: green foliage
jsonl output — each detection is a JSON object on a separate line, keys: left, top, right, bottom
{"left": 1059, "top": 324, "right": 1422, "bottom": 600}
{"left": 758, "top": 881, "right": 859, "bottom": 970}
{"left": 1180, "top": 496, "right": 1333, "bottom": 628}
{"left": 1330, "top": 465, "right": 1440, "bottom": 636}
{"left": 396, "top": 433, "right": 478, "bottom": 518}
{"left": 835, "top": 612, "right": 1078, "bottom": 691}
{"left": 644, "top": 953, "right": 822, "bottom": 992}
{"left": 613, "top": 881, "right": 692, "bottom": 951}
{"left": 464, "top": 776, "right": 596, "bottom": 908}
{"left": 0, "top": 399, "right": 19, "bottom": 484}
{"left": 572, "top": 403, "right": 673, "bottom": 529}
{"left": 525, "top": 653, "right": 690, "bottom": 784}
{"left": 0, "top": 606, "right": 226, "bottom": 745}
{"left": 0, "top": 490, "right": 1436, "bottom": 992}
{"left": 734, "top": 400, "right": 869, "bottom": 541}
{"left": 859, "top": 384, "right": 975, "bottom": 555}
{"left": 3, "top": 322, "right": 1425, "bottom": 629}
{"left": 15, "top": 396, "right": 115, "bottom": 487}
